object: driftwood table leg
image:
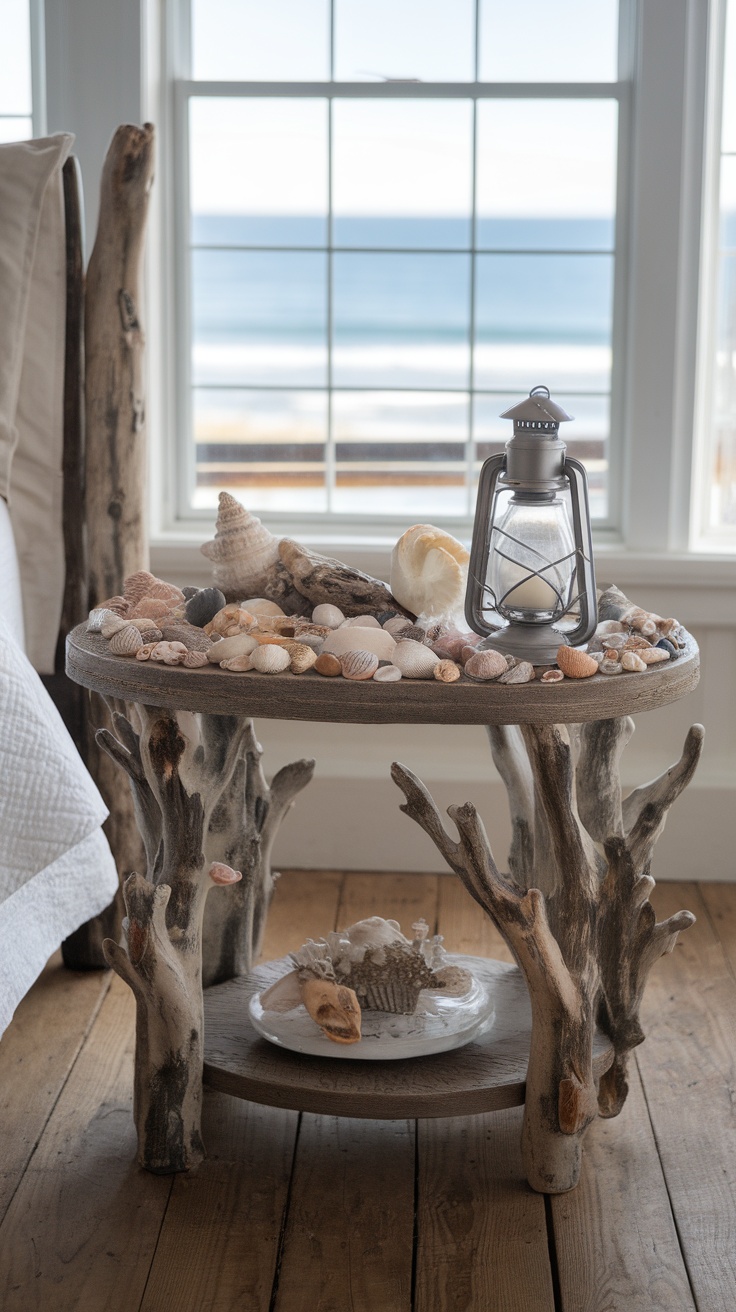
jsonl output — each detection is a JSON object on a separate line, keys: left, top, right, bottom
{"left": 392, "top": 716, "right": 703, "bottom": 1194}
{"left": 96, "top": 706, "right": 313, "bottom": 1173}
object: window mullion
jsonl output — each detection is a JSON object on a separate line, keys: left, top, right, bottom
{"left": 326, "top": 95, "right": 335, "bottom": 515}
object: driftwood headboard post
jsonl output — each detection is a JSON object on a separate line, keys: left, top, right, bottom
{"left": 61, "top": 123, "right": 155, "bottom": 970}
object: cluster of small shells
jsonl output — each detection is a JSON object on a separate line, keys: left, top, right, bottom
{"left": 88, "top": 574, "right": 686, "bottom": 689}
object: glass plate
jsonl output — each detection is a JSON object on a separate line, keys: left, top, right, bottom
{"left": 248, "top": 953, "right": 496, "bottom": 1060}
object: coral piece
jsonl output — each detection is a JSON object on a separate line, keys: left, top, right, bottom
{"left": 557, "top": 646, "right": 599, "bottom": 679}
{"left": 341, "top": 650, "right": 380, "bottom": 680}
{"left": 200, "top": 492, "right": 281, "bottom": 597}
{"left": 390, "top": 523, "right": 470, "bottom": 619}
{"left": 300, "top": 978, "right": 362, "bottom": 1044}
{"left": 392, "top": 639, "right": 440, "bottom": 679}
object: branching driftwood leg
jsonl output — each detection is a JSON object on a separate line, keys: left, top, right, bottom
{"left": 391, "top": 717, "right": 703, "bottom": 1194}
{"left": 97, "top": 707, "right": 313, "bottom": 1173}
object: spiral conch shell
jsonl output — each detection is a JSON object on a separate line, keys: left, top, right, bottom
{"left": 200, "top": 491, "right": 281, "bottom": 597}
{"left": 390, "top": 524, "right": 470, "bottom": 619}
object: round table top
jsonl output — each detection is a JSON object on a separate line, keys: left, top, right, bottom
{"left": 202, "top": 958, "right": 613, "bottom": 1119}
{"left": 66, "top": 623, "right": 699, "bottom": 727}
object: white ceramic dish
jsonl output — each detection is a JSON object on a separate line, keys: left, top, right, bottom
{"left": 248, "top": 953, "right": 496, "bottom": 1060}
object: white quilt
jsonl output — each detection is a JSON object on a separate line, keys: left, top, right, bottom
{"left": 0, "top": 608, "right": 119, "bottom": 1035}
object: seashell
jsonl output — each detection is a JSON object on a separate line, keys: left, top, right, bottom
{"left": 341, "top": 650, "right": 379, "bottom": 681}
{"left": 383, "top": 616, "right": 413, "bottom": 639}
{"left": 604, "top": 648, "right": 621, "bottom": 661}
{"left": 208, "top": 862, "right": 242, "bottom": 886}
{"left": 322, "top": 626, "right": 397, "bottom": 662}
{"left": 100, "top": 613, "right": 129, "bottom": 639}
{"left": 241, "top": 597, "right": 286, "bottom": 618}
{"left": 312, "top": 604, "right": 345, "bottom": 628}
{"left": 594, "top": 619, "right": 626, "bottom": 638}
{"left": 315, "top": 652, "right": 343, "bottom": 677}
{"left": 127, "top": 617, "right": 162, "bottom": 634}
{"left": 390, "top": 524, "right": 470, "bottom": 618}
{"left": 204, "top": 603, "right": 256, "bottom": 638}
{"left": 587, "top": 650, "right": 605, "bottom": 665}
{"left": 463, "top": 649, "right": 507, "bottom": 681}
{"left": 600, "top": 657, "right": 623, "bottom": 675}
{"left": 287, "top": 642, "right": 319, "bottom": 674}
{"left": 657, "top": 618, "right": 680, "bottom": 640}
{"left": 300, "top": 977, "right": 362, "bottom": 1045}
{"left": 392, "top": 639, "right": 440, "bottom": 679}
{"left": 146, "top": 580, "right": 186, "bottom": 605}
{"left": 160, "top": 623, "right": 213, "bottom": 652}
{"left": 293, "top": 632, "right": 324, "bottom": 652}
{"left": 434, "top": 659, "right": 461, "bottom": 683}
{"left": 255, "top": 615, "right": 330, "bottom": 639}
{"left": 460, "top": 644, "right": 479, "bottom": 666}
{"left": 599, "top": 632, "right": 627, "bottom": 651}
{"left": 150, "top": 640, "right": 188, "bottom": 664}
{"left": 185, "top": 586, "right": 226, "bottom": 628}
{"left": 621, "top": 650, "right": 647, "bottom": 672}
{"left": 200, "top": 491, "right": 281, "bottom": 597}
{"left": 541, "top": 668, "right": 565, "bottom": 683}
{"left": 128, "top": 597, "right": 172, "bottom": 621}
{"left": 260, "top": 968, "right": 304, "bottom": 1013}
{"left": 206, "top": 632, "right": 259, "bottom": 663}
{"left": 597, "top": 585, "right": 632, "bottom": 622}
{"left": 656, "top": 638, "right": 678, "bottom": 660}
{"left": 220, "top": 653, "right": 255, "bottom": 671}
{"left": 499, "top": 660, "right": 535, "bottom": 684}
{"left": 87, "top": 608, "right": 113, "bottom": 633}
{"left": 97, "top": 595, "right": 128, "bottom": 617}
{"left": 398, "top": 623, "right": 429, "bottom": 644}
{"left": 556, "top": 646, "right": 599, "bottom": 679}
{"left": 135, "top": 643, "right": 158, "bottom": 661}
{"left": 109, "top": 624, "right": 144, "bottom": 656}
{"left": 123, "top": 570, "right": 159, "bottom": 606}
{"left": 373, "top": 664, "right": 402, "bottom": 682}
{"left": 250, "top": 644, "right": 291, "bottom": 674}
{"left": 638, "top": 647, "right": 669, "bottom": 665}
{"left": 182, "top": 650, "right": 209, "bottom": 668}
{"left": 622, "top": 635, "right": 651, "bottom": 651}
{"left": 339, "top": 614, "right": 381, "bottom": 629}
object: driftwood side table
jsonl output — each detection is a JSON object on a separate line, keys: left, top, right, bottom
{"left": 67, "top": 624, "right": 701, "bottom": 1193}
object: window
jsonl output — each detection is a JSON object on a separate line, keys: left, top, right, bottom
{"left": 172, "top": 0, "right": 623, "bottom": 532}
{"left": 0, "top": 0, "right": 34, "bottom": 143}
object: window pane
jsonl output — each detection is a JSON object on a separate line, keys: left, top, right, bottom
{"left": 474, "top": 392, "right": 609, "bottom": 518}
{"left": 334, "top": 0, "right": 475, "bottom": 81}
{"left": 722, "top": 0, "right": 736, "bottom": 153}
{"left": 190, "top": 99, "right": 328, "bottom": 246}
{"left": 474, "top": 254, "right": 613, "bottom": 393}
{"left": 332, "top": 100, "right": 473, "bottom": 249}
{"left": 192, "top": 0, "right": 329, "bottom": 81}
{"left": 193, "top": 390, "right": 328, "bottom": 514}
{"left": 0, "top": 117, "right": 32, "bottom": 144}
{"left": 192, "top": 250, "right": 327, "bottom": 387}
{"left": 0, "top": 0, "right": 31, "bottom": 115}
{"left": 479, "top": 0, "right": 618, "bottom": 83}
{"left": 333, "top": 253, "right": 470, "bottom": 387}
{"left": 476, "top": 101, "right": 618, "bottom": 250}
{"left": 332, "top": 391, "right": 468, "bottom": 515}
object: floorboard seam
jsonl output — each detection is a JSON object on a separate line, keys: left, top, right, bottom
{"left": 543, "top": 1194, "right": 564, "bottom": 1312}
{"left": 410, "top": 1119, "right": 420, "bottom": 1311}
{"left": 268, "top": 1111, "right": 303, "bottom": 1312}
{"left": 136, "top": 1175, "right": 177, "bottom": 1312}
{"left": 695, "top": 883, "right": 736, "bottom": 989}
{"left": 0, "top": 970, "right": 113, "bottom": 1231}
{"left": 634, "top": 1050, "right": 701, "bottom": 1312}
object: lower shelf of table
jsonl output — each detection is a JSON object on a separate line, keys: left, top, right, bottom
{"left": 202, "top": 958, "right": 614, "bottom": 1119}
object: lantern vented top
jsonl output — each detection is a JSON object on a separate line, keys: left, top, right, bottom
{"left": 499, "top": 384, "right": 573, "bottom": 431}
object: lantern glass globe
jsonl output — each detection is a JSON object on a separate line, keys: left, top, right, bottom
{"left": 488, "top": 494, "right": 575, "bottom": 624}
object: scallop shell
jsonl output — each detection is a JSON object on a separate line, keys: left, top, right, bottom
{"left": 220, "top": 653, "right": 255, "bottom": 672}
{"left": 250, "top": 644, "right": 291, "bottom": 674}
{"left": 621, "top": 650, "right": 647, "bottom": 672}
{"left": 123, "top": 571, "right": 159, "bottom": 606}
{"left": 322, "top": 627, "right": 397, "bottom": 662}
{"left": 433, "top": 659, "right": 461, "bottom": 683}
{"left": 182, "top": 650, "right": 209, "bottom": 668}
{"left": 109, "top": 624, "right": 144, "bottom": 656}
{"left": 200, "top": 491, "right": 281, "bottom": 597}
{"left": 373, "top": 664, "right": 402, "bottom": 682}
{"left": 97, "top": 595, "right": 128, "bottom": 617}
{"left": 392, "top": 639, "right": 440, "bottom": 679}
{"left": 499, "top": 660, "right": 535, "bottom": 684}
{"left": 339, "top": 615, "right": 381, "bottom": 629}
{"left": 146, "top": 580, "right": 186, "bottom": 605}
{"left": 315, "top": 652, "right": 343, "bottom": 677}
{"left": 541, "top": 668, "right": 565, "bottom": 683}
{"left": 101, "top": 613, "right": 129, "bottom": 639}
{"left": 390, "top": 524, "right": 469, "bottom": 618}
{"left": 556, "top": 646, "right": 599, "bottom": 679}
{"left": 204, "top": 604, "right": 256, "bottom": 638}
{"left": 312, "top": 604, "right": 345, "bottom": 628}
{"left": 128, "top": 597, "right": 172, "bottom": 622}
{"left": 207, "top": 633, "right": 260, "bottom": 663}
{"left": 463, "top": 649, "right": 507, "bottom": 681}
{"left": 341, "top": 650, "right": 379, "bottom": 681}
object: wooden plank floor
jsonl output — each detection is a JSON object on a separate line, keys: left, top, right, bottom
{"left": 1, "top": 873, "right": 734, "bottom": 1312}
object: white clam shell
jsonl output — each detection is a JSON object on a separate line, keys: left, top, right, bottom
{"left": 312, "top": 603, "right": 345, "bottom": 628}
{"left": 207, "top": 633, "right": 259, "bottom": 663}
{"left": 322, "top": 626, "right": 397, "bottom": 662}
{"left": 373, "top": 664, "right": 402, "bottom": 682}
{"left": 251, "top": 644, "right": 291, "bottom": 674}
{"left": 390, "top": 524, "right": 469, "bottom": 618}
{"left": 339, "top": 615, "right": 381, "bottom": 629}
{"left": 392, "top": 639, "right": 440, "bottom": 679}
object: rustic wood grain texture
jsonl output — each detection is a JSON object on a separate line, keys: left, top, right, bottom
{"left": 551, "top": 1062, "right": 696, "bottom": 1312}
{"left": 0, "top": 976, "right": 172, "bottom": 1312}
{"left": 337, "top": 870, "right": 440, "bottom": 932}
{"left": 0, "top": 953, "right": 111, "bottom": 1225}
{"left": 415, "top": 876, "right": 554, "bottom": 1312}
{"left": 697, "top": 881, "right": 736, "bottom": 977}
{"left": 258, "top": 869, "right": 346, "bottom": 963}
{"left": 66, "top": 626, "right": 700, "bottom": 727}
{"left": 637, "top": 882, "right": 736, "bottom": 1311}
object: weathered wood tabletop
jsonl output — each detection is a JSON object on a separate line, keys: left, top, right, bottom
{"left": 66, "top": 624, "right": 699, "bottom": 726}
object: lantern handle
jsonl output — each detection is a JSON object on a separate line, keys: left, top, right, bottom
{"left": 464, "top": 453, "right": 506, "bottom": 638}
{"left": 562, "top": 456, "right": 597, "bottom": 648}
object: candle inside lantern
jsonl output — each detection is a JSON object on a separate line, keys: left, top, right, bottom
{"left": 488, "top": 493, "right": 575, "bottom": 622}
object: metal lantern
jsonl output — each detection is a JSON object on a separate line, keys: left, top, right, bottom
{"left": 465, "top": 385, "right": 597, "bottom": 665}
